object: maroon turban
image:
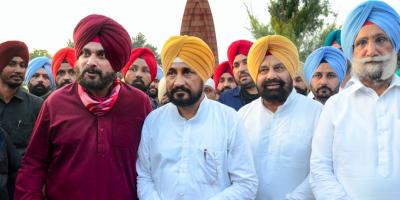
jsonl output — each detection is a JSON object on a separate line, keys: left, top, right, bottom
{"left": 213, "top": 61, "right": 235, "bottom": 89}
{"left": 121, "top": 48, "right": 157, "bottom": 81}
{"left": 0, "top": 41, "right": 29, "bottom": 72}
{"left": 73, "top": 14, "right": 132, "bottom": 72}
{"left": 227, "top": 40, "right": 253, "bottom": 69}
{"left": 51, "top": 47, "right": 76, "bottom": 77}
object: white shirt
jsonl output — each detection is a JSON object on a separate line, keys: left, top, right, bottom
{"left": 239, "top": 90, "right": 323, "bottom": 200}
{"left": 137, "top": 97, "right": 258, "bottom": 200}
{"left": 310, "top": 75, "right": 400, "bottom": 200}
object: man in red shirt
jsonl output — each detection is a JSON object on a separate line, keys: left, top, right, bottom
{"left": 14, "top": 14, "right": 152, "bottom": 200}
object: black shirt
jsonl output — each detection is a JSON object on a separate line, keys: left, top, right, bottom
{"left": 0, "top": 87, "right": 43, "bottom": 156}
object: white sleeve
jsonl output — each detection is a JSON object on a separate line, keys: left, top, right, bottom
{"left": 209, "top": 118, "right": 258, "bottom": 200}
{"left": 310, "top": 101, "right": 351, "bottom": 200}
{"left": 136, "top": 120, "right": 161, "bottom": 200}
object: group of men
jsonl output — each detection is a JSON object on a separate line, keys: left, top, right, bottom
{"left": 0, "top": 0, "right": 399, "bottom": 199}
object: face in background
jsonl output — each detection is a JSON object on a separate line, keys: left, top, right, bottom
{"left": 256, "top": 55, "right": 293, "bottom": 104}
{"left": 147, "top": 78, "right": 159, "bottom": 98}
{"left": 204, "top": 85, "right": 217, "bottom": 100}
{"left": 124, "top": 58, "right": 152, "bottom": 92}
{"left": 310, "top": 63, "right": 340, "bottom": 104}
{"left": 293, "top": 75, "right": 308, "bottom": 95}
{"left": 28, "top": 68, "right": 52, "bottom": 96}
{"left": 1, "top": 57, "right": 27, "bottom": 89}
{"left": 232, "top": 54, "right": 256, "bottom": 89}
{"left": 166, "top": 62, "right": 203, "bottom": 107}
{"left": 217, "top": 72, "right": 236, "bottom": 94}
{"left": 56, "top": 62, "right": 76, "bottom": 88}
{"left": 352, "top": 24, "right": 397, "bottom": 85}
{"left": 76, "top": 42, "right": 116, "bottom": 91}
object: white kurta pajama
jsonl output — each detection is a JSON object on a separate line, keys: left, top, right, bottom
{"left": 310, "top": 75, "right": 400, "bottom": 200}
{"left": 239, "top": 90, "right": 323, "bottom": 200}
{"left": 137, "top": 97, "right": 258, "bottom": 200}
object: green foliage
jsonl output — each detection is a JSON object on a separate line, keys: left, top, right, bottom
{"left": 29, "top": 49, "right": 51, "bottom": 60}
{"left": 132, "top": 32, "right": 161, "bottom": 64}
{"left": 246, "top": 0, "right": 338, "bottom": 61}
{"left": 66, "top": 39, "right": 74, "bottom": 48}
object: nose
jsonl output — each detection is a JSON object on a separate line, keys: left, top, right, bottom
{"left": 86, "top": 54, "right": 98, "bottom": 67}
{"left": 365, "top": 41, "right": 378, "bottom": 57}
{"left": 319, "top": 75, "right": 329, "bottom": 86}
{"left": 239, "top": 62, "right": 248, "bottom": 73}
{"left": 173, "top": 73, "right": 185, "bottom": 87}
{"left": 266, "top": 68, "right": 278, "bottom": 80}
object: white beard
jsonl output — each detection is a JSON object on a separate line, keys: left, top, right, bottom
{"left": 352, "top": 50, "right": 397, "bottom": 84}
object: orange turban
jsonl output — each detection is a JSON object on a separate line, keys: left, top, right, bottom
{"left": 161, "top": 35, "right": 215, "bottom": 81}
{"left": 247, "top": 35, "right": 299, "bottom": 82}
{"left": 73, "top": 14, "right": 131, "bottom": 72}
{"left": 51, "top": 47, "right": 76, "bottom": 77}
{"left": 121, "top": 48, "right": 157, "bottom": 81}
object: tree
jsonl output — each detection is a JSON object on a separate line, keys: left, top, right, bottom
{"left": 66, "top": 39, "right": 74, "bottom": 48}
{"left": 29, "top": 49, "right": 51, "bottom": 60}
{"left": 246, "top": 0, "right": 338, "bottom": 61}
{"left": 132, "top": 32, "right": 161, "bottom": 64}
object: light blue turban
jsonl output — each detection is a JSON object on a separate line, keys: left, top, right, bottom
{"left": 156, "top": 65, "right": 163, "bottom": 80}
{"left": 24, "top": 56, "right": 56, "bottom": 88}
{"left": 341, "top": 1, "right": 400, "bottom": 60}
{"left": 304, "top": 46, "right": 347, "bottom": 87}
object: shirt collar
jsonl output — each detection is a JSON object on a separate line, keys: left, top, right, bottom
{"left": 14, "top": 87, "right": 26, "bottom": 101}
{"left": 172, "top": 95, "right": 209, "bottom": 122}
{"left": 348, "top": 75, "right": 400, "bottom": 94}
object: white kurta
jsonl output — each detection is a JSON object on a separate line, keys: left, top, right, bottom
{"left": 239, "top": 90, "right": 323, "bottom": 200}
{"left": 310, "top": 75, "right": 400, "bottom": 200}
{"left": 137, "top": 97, "right": 258, "bottom": 200}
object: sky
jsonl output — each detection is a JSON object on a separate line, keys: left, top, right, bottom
{"left": 0, "top": 0, "right": 399, "bottom": 62}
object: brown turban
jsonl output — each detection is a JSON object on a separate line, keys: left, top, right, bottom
{"left": 0, "top": 41, "right": 29, "bottom": 72}
{"left": 73, "top": 14, "right": 131, "bottom": 72}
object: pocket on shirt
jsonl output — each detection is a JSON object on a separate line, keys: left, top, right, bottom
{"left": 195, "top": 148, "right": 223, "bottom": 185}
{"left": 111, "top": 118, "right": 141, "bottom": 148}
{"left": 11, "top": 121, "right": 34, "bottom": 149}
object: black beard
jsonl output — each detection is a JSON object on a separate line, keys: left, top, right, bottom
{"left": 58, "top": 80, "right": 72, "bottom": 88}
{"left": 2, "top": 74, "right": 24, "bottom": 89}
{"left": 167, "top": 85, "right": 202, "bottom": 107}
{"left": 78, "top": 67, "right": 116, "bottom": 91}
{"left": 313, "top": 85, "right": 339, "bottom": 104}
{"left": 258, "top": 79, "right": 292, "bottom": 104}
{"left": 294, "top": 86, "right": 308, "bottom": 96}
{"left": 147, "top": 87, "right": 158, "bottom": 98}
{"left": 29, "top": 83, "right": 51, "bottom": 97}
{"left": 130, "top": 78, "right": 148, "bottom": 92}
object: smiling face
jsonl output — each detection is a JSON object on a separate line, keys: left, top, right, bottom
{"left": 1, "top": 56, "right": 27, "bottom": 89}
{"left": 256, "top": 55, "right": 293, "bottom": 104}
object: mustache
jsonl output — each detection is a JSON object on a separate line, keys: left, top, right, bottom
{"left": 354, "top": 53, "right": 392, "bottom": 64}
{"left": 82, "top": 67, "right": 102, "bottom": 76}
{"left": 170, "top": 86, "right": 191, "bottom": 95}
{"left": 133, "top": 78, "right": 145, "bottom": 85}
{"left": 316, "top": 86, "right": 332, "bottom": 93}
{"left": 10, "top": 74, "right": 24, "bottom": 79}
{"left": 261, "top": 79, "right": 285, "bottom": 87}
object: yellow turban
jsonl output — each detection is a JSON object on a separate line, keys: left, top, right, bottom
{"left": 247, "top": 35, "right": 299, "bottom": 82}
{"left": 161, "top": 35, "right": 215, "bottom": 81}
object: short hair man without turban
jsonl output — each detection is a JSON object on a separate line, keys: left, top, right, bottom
{"left": 137, "top": 35, "right": 258, "bottom": 199}
{"left": 240, "top": 34, "right": 323, "bottom": 200}
{"left": 310, "top": 1, "right": 400, "bottom": 199}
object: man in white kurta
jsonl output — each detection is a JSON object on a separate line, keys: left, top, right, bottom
{"left": 136, "top": 35, "right": 258, "bottom": 200}
{"left": 310, "top": 1, "right": 400, "bottom": 200}
{"left": 242, "top": 35, "right": 323, "bottom": 200}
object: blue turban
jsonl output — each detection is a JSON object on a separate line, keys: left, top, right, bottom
{"left": 156, "top": 65, "right": 163, "bottom": 80}
{"left": 304, "top": 46, "right": 347, "bottom": 87}
{"left": 24, "top": 56, "right": 56, "bottom": 89}
{"left": 341, "top": 1, "right": 400, "bottom": 60}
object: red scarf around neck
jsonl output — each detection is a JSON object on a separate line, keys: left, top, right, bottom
{"left": 78, "top": 79, "right": 121, "bottom": 116}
